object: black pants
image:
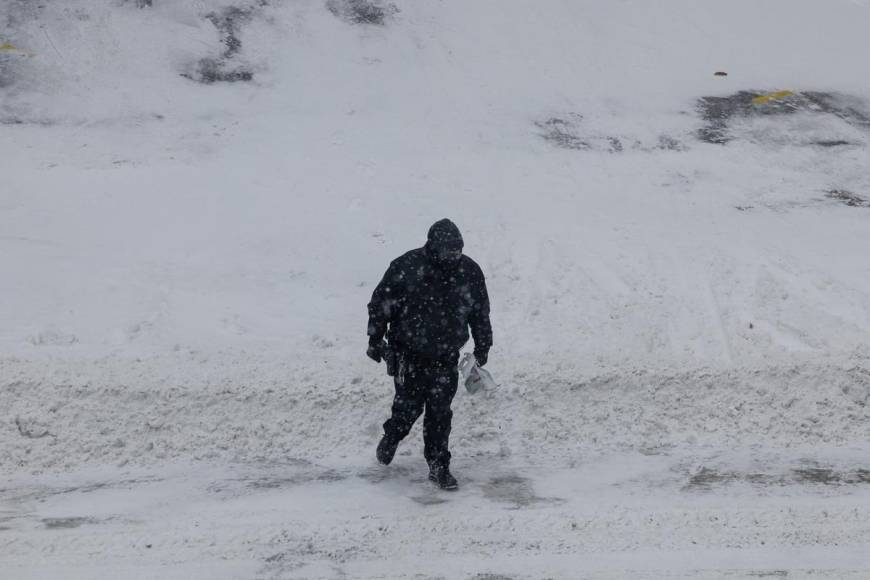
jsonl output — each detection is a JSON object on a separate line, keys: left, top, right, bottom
{"left": 382, "top": 352, "right": 459, "bottom": 467}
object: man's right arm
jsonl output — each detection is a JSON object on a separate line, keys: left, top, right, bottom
{"left": 367, "top": 259, "right": 404, "bottom": 349}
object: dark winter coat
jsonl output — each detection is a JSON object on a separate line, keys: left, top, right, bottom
{"left": 367, "top": 247, "right": 492, "bottom": 363}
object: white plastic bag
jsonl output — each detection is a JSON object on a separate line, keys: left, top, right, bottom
{"left": 459, "top": 352, "right": 497, "bottom": 394}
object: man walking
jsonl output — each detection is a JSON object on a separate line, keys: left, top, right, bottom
{"left": 366, "top": 219, "right": 492, "bottom": 490}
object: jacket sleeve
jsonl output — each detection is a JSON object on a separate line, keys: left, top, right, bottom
{"left": 469, "top": 267, "right": 493, "bottom": 354}
{"left": 367, "top": 259, "right": 404, "bottom": 344}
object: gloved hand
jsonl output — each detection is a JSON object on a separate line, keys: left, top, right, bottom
{"left": 474, "top": 349, "right": 489, "bottom": 367}
{"left": 367, "top": 339, "right": 387, "bottom": 363}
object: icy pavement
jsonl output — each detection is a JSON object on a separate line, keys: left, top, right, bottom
{"left": 2, "top": 447, "right": 870, "bottom": 579}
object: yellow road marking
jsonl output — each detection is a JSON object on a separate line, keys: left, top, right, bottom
{"left": 752, "top": 90, "right": 795, "bottom": 105}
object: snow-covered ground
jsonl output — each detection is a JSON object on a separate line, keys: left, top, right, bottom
{"left": 3, "top": 1, "right": 870, "bottom": 578}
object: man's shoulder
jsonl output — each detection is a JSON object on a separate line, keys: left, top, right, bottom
{"left": 391, "top": 247, "right": 426, "bottom": 266}
{"left": 458, "top": 255, "right": 484, "bottom": 277}
{"left": 387, "top": 248, "right": 427, "bottom": 274}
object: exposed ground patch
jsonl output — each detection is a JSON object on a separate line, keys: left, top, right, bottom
{"left": 536, "top": 115, "right": 589, "bottom": 150}
{"left": 535, "top": 114, "right": 685, "bottom": 153}
{"left": 183, "top": 2, "right": 267, "bottom": 84}
{"left": 326, "top": 0, "right": 399, "bottom": 25}
{"left": 697, "top": 91, "right": 870, "bottom": 145}
{"left": 826, "top": 189, "right": 870, "bottom": 208}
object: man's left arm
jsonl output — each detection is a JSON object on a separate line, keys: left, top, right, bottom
{"left": 469, "top": 267, "right": 493, "bottom": 366}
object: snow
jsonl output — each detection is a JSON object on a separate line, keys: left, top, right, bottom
{"left": 3, "top": 0, "right": 870, "bottom": 577}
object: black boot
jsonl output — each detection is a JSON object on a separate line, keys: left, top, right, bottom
{"left": 428, "top": 463, "right": 458, "bottom": 490}
{"left": 376, "top": 435, "right": 399, "bottom": 465}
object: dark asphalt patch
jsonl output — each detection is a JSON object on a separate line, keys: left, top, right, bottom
{"left": 410, "top": 494, "right": 448, "bottom": 506}
{"left": 357, "top": 464, "right": 416, "bottom": 484}
{"left": 697, "top": 90, "right": 870, "bottom": 145}
{"left": 685, "top": 465, "right": 870, "bottom": 491}
{"left": 482, "top": 474, "right": 564, "bottom": 509}
{"left": 814, "top": 140, "right": 852, "bottom": 147}
{"left": 1, "top": 477, "right": 164, "bottom": 505}
{"left": 0, "top": 116, "right": 55, "bottom": 126}
{"left": 42, "top": 516, "right": 98, "bottom": 529}
{"left": 326, "top": 0, "right": 399, "bottom": 25}
{"left": 245, "top": 469, "right": 345, "bottom": 489}
{"left": 206, "top": 460, "right": 348, "bottom": 494}
{"left": 55, "top": 477, "right": 163, "bottom": 497}
{"left": 685, "top": 467, "right": 778, "bottom": 491}
{"left": 793, "top": 467, "right": 870, "bottom": 485}
{"left": 698, "top": 91, "right": 780, "bottom": 145}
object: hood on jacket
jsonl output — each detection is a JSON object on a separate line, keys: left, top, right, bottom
{"left": 425, "top": 218, "right": 464, "bottom": 267}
